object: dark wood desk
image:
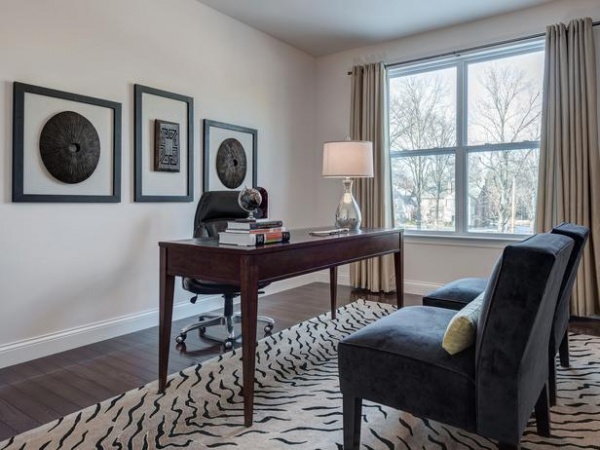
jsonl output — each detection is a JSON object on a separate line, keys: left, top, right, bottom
{"left": 158, "top": 227, "right": 403, "bottom": 426}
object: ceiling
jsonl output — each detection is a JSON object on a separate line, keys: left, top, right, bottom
{"left": 196, "top": 0, "right": 554, "bottom": 56}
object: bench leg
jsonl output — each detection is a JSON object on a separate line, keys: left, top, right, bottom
{"left": 559, "top": 331, "right": 570, "bottom": 368}
{"left": 549, "top": 352, "right": 557, "bottom": 406}
{"left": 535, "top": 383, "right": 551, "bottom": 437}
{"left": 343, "top": 395, "right": 362, "bottom": 450}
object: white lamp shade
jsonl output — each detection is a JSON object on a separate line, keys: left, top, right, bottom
{"left": 322, "top": 140, "right": 374, "bottom": 178}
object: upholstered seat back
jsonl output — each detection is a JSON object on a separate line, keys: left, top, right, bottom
{"left": 474, "top": 233, "right": 574, "bottom": 443}
{"left": 193, "top": 189, "right": 267, "bottom": 238}
{"left": 550, "top": 223, "right": 590, "bottom": 345}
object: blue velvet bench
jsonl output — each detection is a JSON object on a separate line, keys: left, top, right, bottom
{"left": 422, "top": 223, "right": 590, "bottom": 406}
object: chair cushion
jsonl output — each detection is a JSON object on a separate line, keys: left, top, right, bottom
{"left": 442, "top": 292, "right": 485, "bottom": 355}
{"left": 422, "top": 277, "right": 487, "bottom": 310}
{"left": 338, "top": 306, "right": 477, "bottom": 431}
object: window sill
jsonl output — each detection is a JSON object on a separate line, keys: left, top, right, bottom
{"left": 403, "top": 231, "right": 528, "bottom": 248}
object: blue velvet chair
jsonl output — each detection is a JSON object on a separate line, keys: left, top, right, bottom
{"left": 338, "top": 233, "right": 574, "bottom": 450}
{"left": 422, "top": 223, "right": 589, "bottom": 404}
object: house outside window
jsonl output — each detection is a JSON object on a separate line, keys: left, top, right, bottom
{"left": 388, "top": 40, "right": 545, "bottom": 237}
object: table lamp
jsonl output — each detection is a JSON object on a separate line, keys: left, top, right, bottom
{"left": 322, "top": 140, "right": 374, "bottom": 230}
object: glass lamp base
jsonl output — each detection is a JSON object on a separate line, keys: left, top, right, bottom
{"left": 335, "top": 178, "right": 362, "bottom": 230}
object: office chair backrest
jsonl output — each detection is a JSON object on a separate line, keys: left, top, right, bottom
{"left": 193, "top": 189, "right": 268, "bottom": 238}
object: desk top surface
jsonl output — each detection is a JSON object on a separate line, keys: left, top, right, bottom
{"left": 159, "top": 227, "right": 403, "bottom": 253}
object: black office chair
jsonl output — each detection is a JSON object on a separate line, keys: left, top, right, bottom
{"left": 175, "top": 189, "right": 274, "bottom": 350}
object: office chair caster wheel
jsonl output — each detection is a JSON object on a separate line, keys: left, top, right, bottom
{"left": 175, "top": 333, "right": 187, "bottom": 344}
{"left": 264, "top": 324, "right": 273, "bottom": 334}
{"left": 223, "top": 340, "right": 234, "bottom": 350}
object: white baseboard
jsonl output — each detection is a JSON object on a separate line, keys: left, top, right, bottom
{"left": 0, "top": 274, "right": 321, "bottom": 369}
{"left": 314, "top": 270, "right": 439, "bottom": 297}
{"left": 404, "top": 280, "right": 442, "bottom": 296}
{"left": 0, "top": 273, "right": 438, "bottom": 369}
{"left": 0, "top": 298, "right": 205, "bottom": 369}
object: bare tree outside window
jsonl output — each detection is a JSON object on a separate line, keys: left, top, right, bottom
{"left": 389, "top": 68, "right": 456, "bottom": 231}
{"left": 467, "top": 52, "right": 543, "bottom": 233}
{"left": 388, "top": 43, "right": 544, "bottom": 235}
{"left": 468, "top": 56, "right": 542, "bottom": 145}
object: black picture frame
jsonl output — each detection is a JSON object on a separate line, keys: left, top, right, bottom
{"left": 203, "top": 119, "right": 257, "bottom": 192}
{"left": 12, "top": 82, "right": 122, "bottom": 203}
{"left": 134, "top": 84, "right": 194, "bottom": 202}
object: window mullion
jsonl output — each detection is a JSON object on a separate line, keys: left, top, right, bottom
{"left": 455, "top": 60, "right": 467, "bottom": 235}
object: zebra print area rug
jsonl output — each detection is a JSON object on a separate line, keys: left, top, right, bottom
{"left": 1, "top": 300, "right": 599, "bottom": 449}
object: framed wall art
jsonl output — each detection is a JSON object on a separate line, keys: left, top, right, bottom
{"left": 134, "top": 84, "right": 193, "bottom": 202}
{"left": 203, "top": 119, "right": 257, "bottom": 192}
{"left": 12, "top": 82, "right": 122, "bottom": 202}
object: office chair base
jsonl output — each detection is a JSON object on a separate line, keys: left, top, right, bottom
{"left": 175, "top": 313, "right": 274, "bottom": 349}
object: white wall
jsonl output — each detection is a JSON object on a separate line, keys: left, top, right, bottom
{"left": 0, "top": 0, "right": 318, "bottom": 367}
{"left": 314, "top": 0, "right": 600, "bottom": 294}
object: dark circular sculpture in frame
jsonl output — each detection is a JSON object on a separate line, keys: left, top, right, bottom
{"left": 215, "top": 138, "right": 247, "bottom": 189}
{"left": 39, "top": 111, "right": 101, "bottom": 184}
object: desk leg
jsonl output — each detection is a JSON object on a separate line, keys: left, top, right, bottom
{"left": 240, "top": 257, "right": 259, "bottom": 427}
{"left": 394, "top": 240, "right": 404, "bottom": 309}
{"left": 159, "top": 247, "right": 175, "bottom": 393}
{"left": 330, "top": 267, "right": 337, "bottom": 319}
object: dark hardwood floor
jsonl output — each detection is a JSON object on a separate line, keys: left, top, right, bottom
{"left": 0, "top": 282, "right": 597, "bottom": 442}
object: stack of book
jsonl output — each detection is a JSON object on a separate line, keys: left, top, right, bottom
{"left": 218, "top": 218, "right": 290, "bottom": 246}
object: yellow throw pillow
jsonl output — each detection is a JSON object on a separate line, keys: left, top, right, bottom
{"left": 442, "top": 292, "right": 485, "bottom": 355}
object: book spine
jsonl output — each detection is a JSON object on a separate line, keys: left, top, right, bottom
{"left": 228, "top": 220, "right": 284, "bottom": 230}
{"left": 247, "top": 221, "right": 284, "bottom": 230}
{"left": 256, "top": 230, "right": 290, "bottom": 245}
{"left": 227, "top": 227, "right": 287, "bottom": 234}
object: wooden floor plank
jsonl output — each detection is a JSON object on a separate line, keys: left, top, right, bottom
{"left": 35, "top": 373, "right": 100, "bottom": 409}
{"left": 105, "top": 351, "right": 159, "bottom": 381}
{"left": 0, "top": 388, "right": 41, "bottom": 433}
{"left": 61, "top": 361, "right": 139, "bottom": 396}
{"left": 0, "top": 362, "right": 42, "bottom": 386}
{"left": 0, "top": 384, "right": 58, "bottom": 425}
{"left": 11, "top": 378, "right": 81, "bottom": 417}
{"left": 47, "top": 369, "right": 115, "bottom": 403}
{"left": 0, "top": 422, "right": 17, "bottom": 442}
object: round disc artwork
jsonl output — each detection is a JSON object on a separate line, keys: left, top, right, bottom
{"left": 215, "top": 138, "right": 247, "bottom": 189}
{"left": 39, "top": 111, "right": 101, "bottom": 184}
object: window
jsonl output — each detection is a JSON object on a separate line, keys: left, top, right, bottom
{"left": 388, "top": 40, "right": 544, "bottom": 236}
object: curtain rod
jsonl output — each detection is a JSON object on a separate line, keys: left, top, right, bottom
{"left": 347, "top": 19, "right": 600, "bottom": 75}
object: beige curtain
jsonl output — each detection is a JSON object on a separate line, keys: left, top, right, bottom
{"left": 536, "top": 18, "right": 600, "bottom": 316}
{"left": 349, "top": 62, "right": 395, "bottom": 293}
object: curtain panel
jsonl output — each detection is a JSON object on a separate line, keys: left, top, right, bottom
{"left": 349, "top": 62, "right": 396, "bottom": 293}
{"left": 536, "top": 18, "right": 600, "bottom": 316}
